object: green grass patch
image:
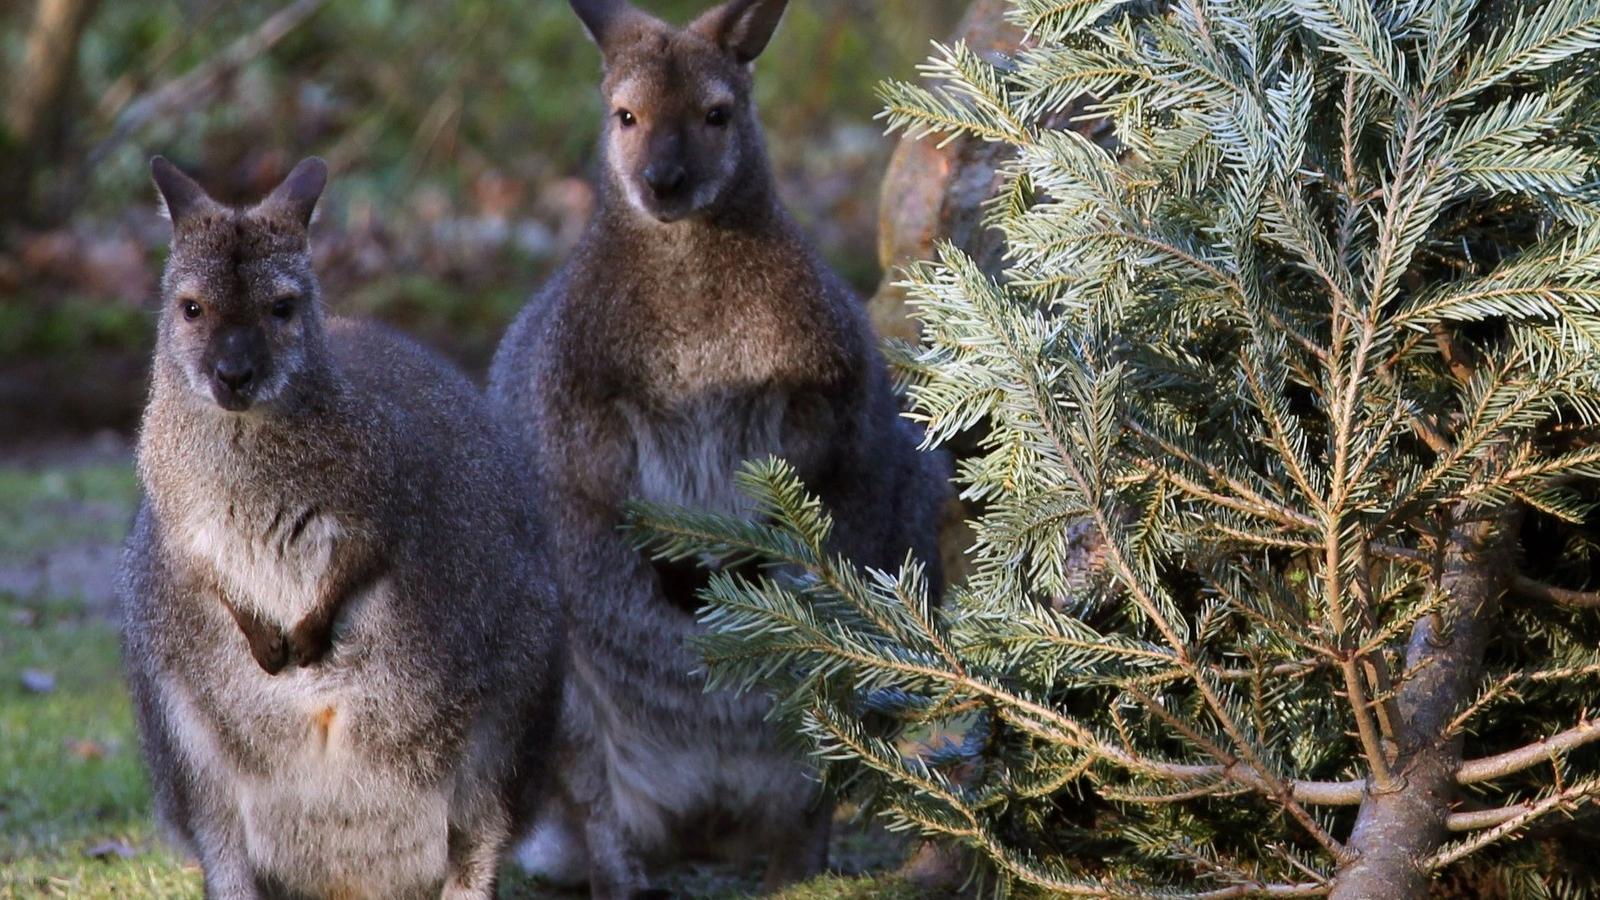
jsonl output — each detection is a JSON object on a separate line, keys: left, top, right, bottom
{"left": 0, "top": 298, "right": 150, "bottom": 362}
{"left": 0, "top": 463, "right": 139, "bottom": 559}
{"left": 0, "top": 596, "right": 200, "bottom": 899}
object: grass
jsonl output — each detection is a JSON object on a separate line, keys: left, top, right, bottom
{"left": 0, "top": 462, "right": 139, "bottom": 558}
{"left": 0, "top": 595, "right": 195, "bottom": 899}
{"left": 0, "top": 453, "right": 915, "bottom": 898}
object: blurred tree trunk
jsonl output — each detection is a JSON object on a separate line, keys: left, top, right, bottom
{"left": 869, "top": 0, "right": 1022, "bottom": 345}
{"left": 2, "top": 0, "right": 99, "bottom": 229}
{"left": 869, "top": 0, "right": 1024, "bottom": 603}
{"left": 871, "top": 0, "right": 1111, "bottom": 596}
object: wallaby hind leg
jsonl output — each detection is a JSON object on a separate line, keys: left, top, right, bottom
{"left": 515, "top": 804, "right": 590, "bottom": 888}
{"left": 584, "top": 804, "right": 649, "bottom": 900}
{"left": 442, "top": 819, "right": 508, "bottom": 900}
{"left": 761, "top": 799, "right": 832, "bottom": 893}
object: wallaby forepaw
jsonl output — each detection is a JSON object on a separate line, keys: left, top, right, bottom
{"left": 285, "top": 629, "right": 331, "bottom": 669}
{"left": 246, "top": 630, "right": 290, "bottom": 675}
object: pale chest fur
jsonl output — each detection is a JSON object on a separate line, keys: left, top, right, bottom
{"left": 138, "top": 401, "right": 358, "bottom": 632}
{"left": 614, "top": 267, "right": 845, "bottom": 517}
{"left": 619, "top": 389, "right": 788, "bottom": 518}
{"left": 157, "top": 508, "right": 446, "bottom": 894}
{"left": 176, "top": 493, "right": 344, "bottom": 631}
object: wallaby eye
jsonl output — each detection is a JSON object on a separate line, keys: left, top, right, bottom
{"left": 180, "top": 300, "right": 203, "bottom": 321}
{"left": 705, "top": 106, "right": 730, "bottom": 127}
{"left": 616, "top": 109, "right": 637, "bottom": 128}
{"left": 271, "top": 295, "right": 297, "bottom": 321}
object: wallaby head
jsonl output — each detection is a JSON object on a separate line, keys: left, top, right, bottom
{"left": 570, "top": 0, "right": 788, "bottom": 223}
{"left": 150, "top": 156, "right": 328, "bottom": 414}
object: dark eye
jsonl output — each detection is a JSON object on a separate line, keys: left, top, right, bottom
{"left": 617, "top": 109, "right": 637, "bottom": 127}
{"left": 705, "top": 106, "right": 730, "bottom": 127}
{"left": 181, "top": 300, "right": 202, "bottom": 320}
{"left": 271, "top": 296, "right": 296, "bottom": 320}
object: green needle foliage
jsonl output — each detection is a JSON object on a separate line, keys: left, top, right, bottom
{"left": 632, "top": 0, "right": 1600, "bottom": 894}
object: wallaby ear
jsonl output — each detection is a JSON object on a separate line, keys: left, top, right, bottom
{"left": 150, "top": 156, "right": 216, "bottom": 227}
{"left": 259, "top": 157, "right": 328, "bottom": 227}
{"left": 691, "top": 0, "right": 788, "bottom": 64}
{"left": 570, "top": 0, "right": 638, "bottom": 49}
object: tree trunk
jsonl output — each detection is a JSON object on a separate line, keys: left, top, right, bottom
{"left": 869, "top": 0, "right": 1114, "bottom": 598}
{"left": 868, "top": 0, "right": 1023, "bottom": 344}
{"left": 7, "top": 0, "right": 98, "bottom": 145}
{"left": 1330, "top": 514, "right": 1513, "bottom": 898}
{"left": 3, "top": 0, "right": 99, "bottom": 228}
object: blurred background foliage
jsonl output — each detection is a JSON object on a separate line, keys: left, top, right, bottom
{"left": 0, "top": 0, "right": 967, "bottom": 437}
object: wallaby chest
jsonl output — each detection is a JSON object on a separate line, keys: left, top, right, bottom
{"left": 139, "top": 405, "right": 372, "bottom": 633}
{"left": 600, "top": 244, "right": 851, "bottom": 515}
{"left": 618, "top": 389, "right": 786, "bottom": 516}
{"left": 178, "top": 489, "right": 343, "bottom": 630}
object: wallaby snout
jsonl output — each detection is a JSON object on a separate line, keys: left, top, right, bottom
{"left": 616, "top": 106, "right": 732, "bottom": 221}
{"left": 643, "top": 149, "right": 688, "bottom": 201}
{"left": 204, "top": 326, "right": 268, "bottom": 411}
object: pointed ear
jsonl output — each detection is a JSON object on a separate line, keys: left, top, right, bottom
{"left": 691, "top": 0, "right": 788, "bottom": 64}
{"left": 259, "top": 157, "right": 328, "bottom": 227}
{"left": 570, "top": 0, "right": 638, "bottom": 49}
{"left": 150, "top": 156, "right": 216, "bottom": 227}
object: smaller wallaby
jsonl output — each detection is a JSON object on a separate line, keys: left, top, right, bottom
{"left": 120, "top": 157, "right": 562, "bottom": 900}
{"left": 490, "top": 0, "right": 952, "bottom": 895}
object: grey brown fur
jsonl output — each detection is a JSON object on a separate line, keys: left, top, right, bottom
{"left": 120, "top": 158, "right": 562, "bottom": 899}
{"left": 488, "top": 1, "right": 951, "bottom": 895}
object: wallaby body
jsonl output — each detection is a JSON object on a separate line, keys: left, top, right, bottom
{"left": 488, "top": 1, "right": 950, "bottom": 894}
{"left": 121, "top": 158, "right": 562, "bottom": 900}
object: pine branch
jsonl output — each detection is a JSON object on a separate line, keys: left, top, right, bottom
{"left": 1426, "top": 778, "right": 1600, "bottom": 869}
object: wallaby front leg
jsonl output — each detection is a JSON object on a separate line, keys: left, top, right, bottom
{"left": 286, "top": 545, "right": 387, "bottom": 668}
{"left": 191, "top": 795, "right": 264, "bottom": 900}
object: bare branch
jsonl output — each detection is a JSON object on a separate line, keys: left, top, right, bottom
{"left": 1511, "top": 574, "right": 1600, "bottom": 609}
{"left": 1446, "top": 803, "right": 1530, "bottom": 832}
{"left": 1427, "top": 780, "right": 1600, "bottom": 870}
{"left": 86, "top": 0, "right": 329, "bottom": 164}
{"left": 1457, "top": 719, "right": 1600, "bottom": 784}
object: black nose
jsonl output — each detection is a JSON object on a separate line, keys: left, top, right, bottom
{"left": 643, "top": 163, "right": 687, "bottom": 198}
{"left": 214, "top": 358, "right": 254, "bottom": 393}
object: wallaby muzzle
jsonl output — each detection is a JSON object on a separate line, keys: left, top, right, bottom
{"left": 637, "top": 139, "right": 696, "bottom": 221}
{"left": 204, "top": 326, "right": 270, "bottom": 412}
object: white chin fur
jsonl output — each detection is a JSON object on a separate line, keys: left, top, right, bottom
{"left": 513, "top": 819, "right": 588, "bottom": 888}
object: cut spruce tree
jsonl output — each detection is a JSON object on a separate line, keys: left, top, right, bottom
{"left": 632, "top": 0, "right": 1600, "bottom": 895}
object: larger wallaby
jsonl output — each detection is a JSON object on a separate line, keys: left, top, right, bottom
{"left": 120, "top": 157, "right": 563, "bottom": 900}
{"left": 488, "top": 0, "right": 951, "bottom": 894}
